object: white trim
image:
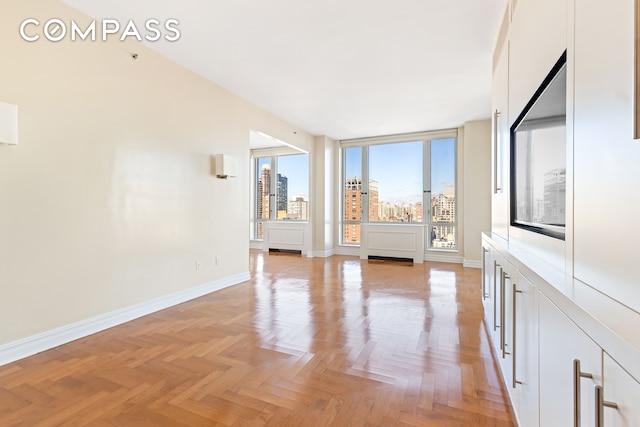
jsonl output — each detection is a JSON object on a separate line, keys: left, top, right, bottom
{"left": 333, "top": 246, "right": 360, "bottom": 257}
{"left": 0, "top": 272, "right": 250, "bottom": 367}
{"left": 463, "top": 259, "right": 483, "bottom": 269}
{"left": 424, "top": 253, "right": 464, "bottom": 264}
{"left": 249, "top": 240, "right": 263, "bottom": 250}
{"left": 309, "top": 249, "right": 335, "bottom": 258}
{"left": 340, "top": 128, "right": 458, "bottom": 147}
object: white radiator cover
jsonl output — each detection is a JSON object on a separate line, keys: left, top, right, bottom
{"left": 360, "top": 223, "right": 425, "bottom": 263}
{"left": 263, "top": 221, "right": 310, "bottom": 255}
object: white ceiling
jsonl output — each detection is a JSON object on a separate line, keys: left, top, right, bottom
{"left": 62, "top": 0, "right": 504, "bottom": 141}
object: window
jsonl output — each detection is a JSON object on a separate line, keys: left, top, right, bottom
{"left": 369, "top": 141, "right": 422, "bottom": 223}
{"left": 342, "top": 146, "right": 362, "bottom": 244}
{"left": 341, "top": 132, "right": 457, "bottom": 249}
{"left": 429, "top": 138, "right": 457, "bottom": 249}
{"left": 254, "top": 153, "right": 309, "bottom": 239}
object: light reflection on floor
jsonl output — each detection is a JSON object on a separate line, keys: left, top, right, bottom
{"left": 249, "top": 251, "right": 473, "bottom": 382}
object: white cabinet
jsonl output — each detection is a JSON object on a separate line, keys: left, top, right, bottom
{"left": 483, "top": 234, "right": 640, "bottom": 427}
{"left": 497, "top": 262, "right": 517, "bottom": 408}
{"left": 603, "top": 353, "right": 640, "bottom": 427}
{"left": 572, "top": 0, "right": 640, "bottom": 315}
{"left": 491, "top": 40, "right": 510, "bottom": 240}
{"left": 481, "top": 246, "right": 494, "bottom": 330}
{"left": 481, "top": 245, "right": 539, "bottom": 425}
{"left": 512, "top": 272, "right": 538, "bottom": 427}
{"left": 539, "top": 292, "right": 602, "bottom": 427}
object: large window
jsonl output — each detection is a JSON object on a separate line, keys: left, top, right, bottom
{"left": 341, "top": 132, "right": 457, "bottom": 249}
{"left": 254, "top": 153, "right": 309, "bottom": 239}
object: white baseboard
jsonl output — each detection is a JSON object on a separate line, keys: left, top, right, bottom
{"left": 249, "top": 240, "right": 263, "bottom": 250}
{"left": 424, "top": 253, "right": 464, "bottom": 264}
{"left": 309, "top": 249, "right": 335, "bottom": 258}
{"left": 463, "top": 259, "right": 482, "bottom": 269}
{"left": 0, "top": 271, "right": 250, "bottom": 367}
{"left": 333, "top": 246, "right": 360, "bottom": 257}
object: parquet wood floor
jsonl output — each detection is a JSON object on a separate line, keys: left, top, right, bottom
{"left": 0, "top": 251, "right": 516, "bottom": 426}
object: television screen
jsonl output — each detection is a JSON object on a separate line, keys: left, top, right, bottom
{"left": 511, "top": 52, "right": 567, "bottom": 240}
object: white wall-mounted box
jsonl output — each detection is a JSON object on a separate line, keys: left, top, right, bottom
{"left": 214, "top": 154, "right": 238, "bottom": 178}
{"left": 0, "top": 101, "right": 18, "bottom": 145}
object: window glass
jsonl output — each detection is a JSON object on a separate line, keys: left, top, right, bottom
{"left": 429, "top": 138, "right": 456, "bottom": 249}
{"left": 256, "top": 157, "right": 272, "bottom": 239}
{"left": 277, "top": 154, "right": 309, "bottom": 220}
{"left": 368, "top": 141, "right": 422, "bottom": 223}
{"left": 339, "top": 133, "right": 457, "bottom": 250}
{"left": 343, "top": 147, "right": 362, "bottom": 244}
{"left": 254, "top": 153, "right": 309, "bottom": 239}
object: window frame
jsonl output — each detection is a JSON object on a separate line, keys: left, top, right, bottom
{"left": 252, "top": 151, "right": 309, "bottom": 241}
{"left": 339, "top": 129, "right": 458, "bottom": 251}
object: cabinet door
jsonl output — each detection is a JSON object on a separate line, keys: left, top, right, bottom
{"left": 513, "top": 273, "right": 538, "bottom": 427}
{"left": 491, "top": 43, "right": 510, "bottom": 240}
{"left": 481, "top": 246, "right": 495, "bottom": 337}
{"left": 492, "top": 253, "right": 505, "bottom": 351}
{"left": 603, "top": 353, "right": 640, "bottom": 426}
{"left": 498, "top": 264, "right": 517, "bottom": 408}
{"left": 539, "top": 292, "right": 602, "bottom": 427}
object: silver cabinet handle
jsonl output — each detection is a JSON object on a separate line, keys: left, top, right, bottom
{"left": 501, "top": 271, "right": 509, "bottom": 358}
{"left": 482, "top": 248, "right": 489, "bottom": 300}
{"left": 493, "top": 109, "right": 502, "bottom": 194}
{"left": 573, "top": 359, "right": 594, "bottom": 427}
{"left": 512, "top": 283, "right": 523, "bottom": 389}
{"left": 493, "top": 261, "right": 500, "bottom": 332}
{"left": 595, "top": 385, "right": 618, "bottom": 427}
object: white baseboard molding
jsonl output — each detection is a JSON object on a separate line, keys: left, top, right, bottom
{"left": 333, "top": 246, "right": 360, "bottom": 257}
{"left": 0, "top": 271, "right": 250, "bottom": 367}
{"left": 249, "top": 240, "right": 263, "bottom": 250}
{"left": 424, "top": 253, "right": 464, "bottom": 264}
{"left": 463, "top": 259, "right": 482, "bottom": 269}
{"left": 309, "top": 249, "right": 335, "bottom": 258}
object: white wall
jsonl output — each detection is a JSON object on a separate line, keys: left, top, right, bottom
{"left": 311, "top": 136, "right": 336, "bottom": 257}
{"left": 463, "top": 120, "right": 492, "bottom": 266}
{"left": 0, "top": 0, "right": 314, "bottom": 346}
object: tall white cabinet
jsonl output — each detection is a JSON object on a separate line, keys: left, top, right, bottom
{"left": 486, "top": 0, "right": 640, "bottom": 424}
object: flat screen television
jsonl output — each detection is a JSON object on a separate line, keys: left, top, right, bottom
{"left": 510, "top": 51, "right": 567, "bottom": 240}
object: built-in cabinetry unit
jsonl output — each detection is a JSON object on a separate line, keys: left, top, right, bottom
{"left": 483, "top": 235, "right": 640, "bottom": 427}
{"left": 487, "top": 0, "right": 640, "bottom": 423}
{"left": 490, "top": 5, "right": 509, "bottom": 241}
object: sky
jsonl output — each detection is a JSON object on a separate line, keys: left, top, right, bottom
{"left": 345, "top": 138, "right": 455, "bottom": 204}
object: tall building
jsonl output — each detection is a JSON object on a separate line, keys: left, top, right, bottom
{"left": 343, "top": 177, "right": 379, "bottom": 243}
{"left": 432, "top": 193, "right": 455, "bottom": 223}
{"left": 543, "top": 168, "right": 566, "bottom": 225}
{"left": 257, "top": 164, "right": 271, "bottom": 221}
{"left": 344, "top": 177, "right": 363, "bottom": 243}
{"left": 287, "top": 197, "right": 308, "bottom": 221}
{"left": 368, "top": 179, "right": 379, "bottom": 221}
{"left": 256, "top": 164, "right": 272, "bottom": 238}
{"left": 277, "top": 174, "right": 288, "bottom": 214}
{"left": 431, "top": 193, "right": 456, "bottom": 248}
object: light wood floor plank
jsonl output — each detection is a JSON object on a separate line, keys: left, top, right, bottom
{"left": 0, "top": 251, "right": 516, "bottom": 426}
